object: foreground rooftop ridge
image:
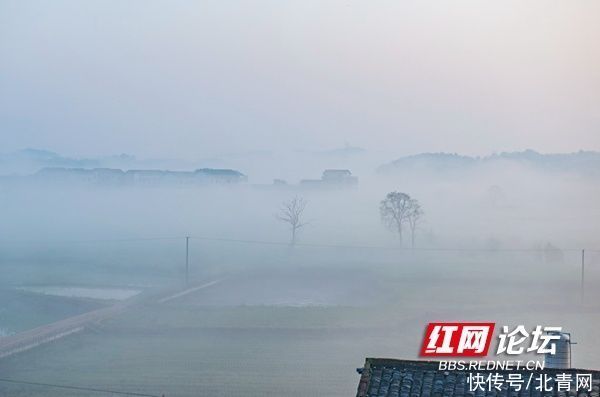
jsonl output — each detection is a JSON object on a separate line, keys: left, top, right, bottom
{"left": 356, "top": 358, "right": 600, "bottom": 397}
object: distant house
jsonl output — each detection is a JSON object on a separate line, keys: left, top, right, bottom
{"left": 125, "top": 170, "right": 166, "bottom": 186}
{"left": 167, "top": 171, "right": 199, "bottom": 185}
{"left": 194, "top": 168, "right": 247, "bottom": 184}
{"left": 321, "top": 169, "right": 358, "bottom": 185}
{"left": 300, "top": 169, "right": 358, "bottom": 187}
{"left": 35, "top": 167, "right": 247, "bottom": 187}
{"left": 35, "top": 167, "right": 96, "bottom": 185}
{"left": 36, "top": 167, "right": 128, "bottom": 186}
{"left": 127, "top": 169, "right": 247, "bottom": 185}
{"left": 91, "top": 168, "right": 126, "bottom": 185}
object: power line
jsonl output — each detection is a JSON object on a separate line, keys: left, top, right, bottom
{"left": 0, "top": 234, "right": 597, "bottom": 253}
{"left": 0, "top": 236, "right": 185, "bottom": 244}
{"left": 0, "top": 378, "right": 163, "bottom": 397}
{"left": 188, "top": 236, "right": 596, "bottom": 253}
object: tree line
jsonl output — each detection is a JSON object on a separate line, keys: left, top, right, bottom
{"left": 276, "top": 191, "right": 423, "bottom": 248}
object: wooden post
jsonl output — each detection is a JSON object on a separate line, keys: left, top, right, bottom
{"left": 185, "top": 236, "right": 190, "bottom": 285}
{"left": 581, "top": 249, "right": 585, "bottom": 304}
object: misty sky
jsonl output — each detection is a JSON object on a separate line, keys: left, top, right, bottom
{"left": 1, "top": 0, "right": 599, "bottom": 159}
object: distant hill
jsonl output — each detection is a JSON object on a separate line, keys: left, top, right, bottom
{"left": 0, "top": 148, "right": 134, "bottom": 172}
{"left": 378, "top": 150, "right": 600, "bottom": 177}
{"left": 0, "top": 149, "right": 200, "bottom": 175}
{"left": 0, "top": 148, "right": 101, "bottom": 174}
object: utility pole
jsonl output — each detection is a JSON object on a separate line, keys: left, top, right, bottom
{"left": 185, "top": 236, "right": 190, "bottom": 286}
{"left": 581, "top": 249, "right": 585, "bottom": 304}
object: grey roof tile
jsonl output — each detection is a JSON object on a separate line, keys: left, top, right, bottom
{"left": 357, "top": 359, "right": 600, "bottom": 397}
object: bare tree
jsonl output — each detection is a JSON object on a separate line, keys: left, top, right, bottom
{"left": 406, "top": 198, "right": 423, "bottom": 249}
{"left": 380, "top": 191, "right": 411, "bottom": 245}
{"left": 276, "top": 196, "right": 308, "bottom": 245}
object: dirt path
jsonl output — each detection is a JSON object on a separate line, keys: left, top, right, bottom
{"left": 0, "top": 280, "right": 220, "bottom": 359}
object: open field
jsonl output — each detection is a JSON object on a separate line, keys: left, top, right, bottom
{"left": 1, "top": 254, "right": 599, "bottom": 396}
{"left": 0, "top": 289, "right": 107, "bottom": 336}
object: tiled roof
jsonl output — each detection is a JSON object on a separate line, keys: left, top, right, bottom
{"left": 356, "top": 358, "right": 600, "bottom": 397}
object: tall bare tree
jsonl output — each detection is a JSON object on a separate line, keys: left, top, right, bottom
{"left": 276, "top": 196, "right": 308, "bottom": 245}
{"left": 406, "top": 198, "right": 423, "bottom": 249}
{"left": 380, "top": 191, "right": 411, "bottom": 245}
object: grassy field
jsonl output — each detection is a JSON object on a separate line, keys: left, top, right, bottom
{"left": 1, "top": 300, "right": 598, "bottom": 397}
{"left": 0, "top": 289, "right": 106, "bottom": 335}
{"left": 0, "top": 305, "right": 417, "bottom": 397}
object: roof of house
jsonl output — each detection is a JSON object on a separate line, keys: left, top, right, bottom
{"left": 323, "top": 169, "right": 352, "bottom": 175}
{"left": 356, "top": 358, "right": 600, "bottom": 397}
{"left": 195, "top": 168, "right": 245, "bottom": 177}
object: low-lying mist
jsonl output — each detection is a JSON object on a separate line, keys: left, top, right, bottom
{"left": 1, "top": 161, "right": 597, "bottom": 249}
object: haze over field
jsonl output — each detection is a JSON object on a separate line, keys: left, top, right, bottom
{"left": 0, "top": 148, "right": 597, "bottom": 249}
